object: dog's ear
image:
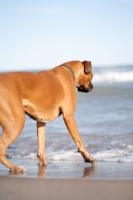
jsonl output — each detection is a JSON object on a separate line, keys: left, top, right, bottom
{"left": 83, "top": 61, "right": 92, "bottom": 74}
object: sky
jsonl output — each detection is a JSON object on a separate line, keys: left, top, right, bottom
{"left": 0, "top": 0, "right": 133, "bottom": 71}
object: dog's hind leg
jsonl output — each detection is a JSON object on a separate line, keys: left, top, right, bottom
{"left": 0, "top": 102, "right": 26, "bottom": 172}
{"left": 37, "top": 122, "right": 47, "bottom": 166}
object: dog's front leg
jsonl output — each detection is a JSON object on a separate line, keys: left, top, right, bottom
{"left": 64, "top": 115, "right": 96, "bottom": 165}
{"left": 37, "top": 122, "right": 48, "bottom": 166}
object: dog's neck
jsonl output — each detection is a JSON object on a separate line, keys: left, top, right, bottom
{"left": 60, "top": 64, "right": 76, "bottom": 80}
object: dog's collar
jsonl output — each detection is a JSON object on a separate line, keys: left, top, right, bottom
{"left": 60, "top": 64, "right": 75, "bottom": 80}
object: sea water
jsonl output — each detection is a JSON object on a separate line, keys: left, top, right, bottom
{"left": 0, "top": 66, "right": 133, "bottom": 164}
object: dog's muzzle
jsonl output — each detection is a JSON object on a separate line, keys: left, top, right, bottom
{"left": 76, "top": 83, "right": 93, "bottom": 93}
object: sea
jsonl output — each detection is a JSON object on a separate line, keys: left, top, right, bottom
{"left": 0, "top": 65, "right": 133, "bottom": 168}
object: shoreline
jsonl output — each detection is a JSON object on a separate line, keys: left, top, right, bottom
{"left": 0, "top": 159, "right": 133, "bottom": 179}
{"left": 0, "top": 161, "right": 133, "bottom": 200}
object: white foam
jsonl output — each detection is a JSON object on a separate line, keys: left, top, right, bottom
{"left": 25, "top": 153, "right": 37, "bottom": 159}
{"left": 47, "top": 150, "right": 82, "bottom": 161}
{"left": 127, "top": 145, "right": 133, "bottom": 149}
{"left": 93, "top": 71, "right": 133, "bottom": 83}
{"left": 17, "top": 146, "right": 133, "bottom": 164}
{"left": 93, "top": 149, "right": 133, "bottom": 163}
{"left": 119, "top": 156, "right": 133, "bottom": 163}
{"left": 46, "top": 148, "right": 133, "bottom": 163}
{"left": 111, "top": 141, "right": 126, "bottom": 148}
{"left": 94, "top": 149, "right": 128, "bottom": 159}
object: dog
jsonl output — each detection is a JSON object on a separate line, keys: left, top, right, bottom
{"left": 0, "top": 60, "right": 96, "bottom": 172}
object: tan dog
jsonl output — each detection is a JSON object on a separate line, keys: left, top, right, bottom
{"left": 0, "top": 60, "right": 96, "bottom": 172}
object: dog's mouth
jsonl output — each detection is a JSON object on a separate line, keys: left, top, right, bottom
{"left": 76, "top": 83, "right": 93, "bottom": 93}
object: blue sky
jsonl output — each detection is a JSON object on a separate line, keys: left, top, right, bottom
{"left": 0, "top": 0, "right": 133, "bottom": 71}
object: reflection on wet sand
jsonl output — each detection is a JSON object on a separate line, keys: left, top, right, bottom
{"left": 82, "top": 166, "right": 95, "bottom": 178}
{"left": 38, "top": 166, "right": 46, "bottom": 177}
{"left": 9, "top": 170, "right": 26, "bottom": 176}
{"left": 7, "top": 165, "right": 96, "bottom": 179}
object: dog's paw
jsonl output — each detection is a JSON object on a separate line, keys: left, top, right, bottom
{"left": 37, "top": 154, "right": 48, "bottom": 166}
{"left": 80, "top": 150, "right": 97, "bottom": 165}
{"left": 84, "top": 156, "right": 97, "bottom": 165}
{"left": 38, "top": 160, "right": 48, "bottom": 166}
{"left": 9, "top": 165, "right": 26, "bottom": 173}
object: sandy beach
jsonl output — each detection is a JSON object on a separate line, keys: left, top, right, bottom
{"left": 0, "top": 177, "right": 133, "bottom": 200}
{"left": 0, "top": 160, "right": 133, "bottom": 200}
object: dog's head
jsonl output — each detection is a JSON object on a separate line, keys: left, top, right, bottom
{"left": 76, "top": 61, "right": 93, "bottom": 93}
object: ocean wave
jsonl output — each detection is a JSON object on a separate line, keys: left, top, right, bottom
{"left": 23, "top": 146, "right": 133, "bottom": 163}
{"left": 93, "top": 71, "right": 133, "bottom": 83}
{"left": 5, "top": 134, "right": 133, "bottom": 164}
{"left": 47, "top": 149, "right": 133, "bottom": 163}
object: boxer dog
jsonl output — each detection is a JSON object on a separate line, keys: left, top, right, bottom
{"left": 0, "top": 60, "right": 96, "bottom": 172}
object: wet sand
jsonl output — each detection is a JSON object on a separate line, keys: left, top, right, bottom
{"left": 0, "top": 160, "right": 133, "bottom": 199}
{"left": 0, "top": 159, "right": 133, "bottom": 178}
{"left": 0, "top": 177, "right": 133, "bottom": 200}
